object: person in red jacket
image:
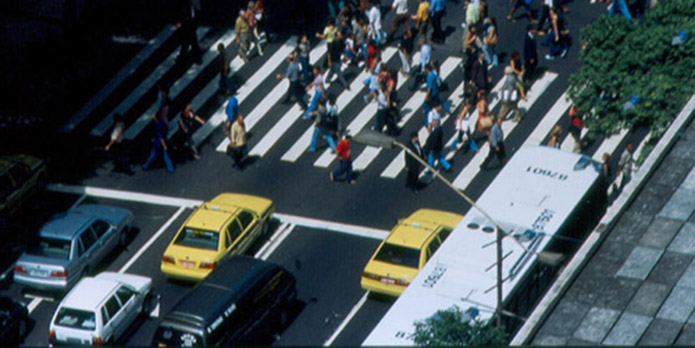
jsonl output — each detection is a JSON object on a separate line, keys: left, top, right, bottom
{"left": 330, "top": 134, "right": 355, "bottom": 184}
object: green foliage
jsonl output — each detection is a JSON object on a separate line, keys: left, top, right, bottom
{"left": 412, "top": 306, "right": 508, "bottom": 346}
{"left": 569, "top": 0, "right": 695, "bottom": 139}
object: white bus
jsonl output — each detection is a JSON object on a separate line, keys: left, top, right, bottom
{"left": 363, "top": 146, "right": 607, "bottom": 345}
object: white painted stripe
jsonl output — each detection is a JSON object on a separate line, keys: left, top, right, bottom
{"left": 61, "top": 25, "right": 177, "bottom": 133}
{"left": 69, "top": 194, "right": 87, "bottom": 211}
{"left": 217, "top": 41, "right": 328, "bottom": 152}
{"left": 274, "top": 213, "right": 389, "bottom": 240}
{"left": 279, "top": 50, "right": 402, "bottom": 162}
{"left": 255, "top": 222, "right": 290, "bottom": 258}
{"left": 324, "top": 292, "right": 369, "bottom": 346}
{"left": 315, "top": 53, "right": 454, "bottom": 168}
{"left": 524, "top": 90, "right": 571, "bottom": 146}
{"left": 592, "top": 128, "right": 629, "bottom": 162}
{"left": 46, "top": 183, "right": 203, "bottom": 208}
{"left": 259, "top": 224, "right": 296, "bottom": 260}
{"left": 192, "top": 36, "right": 299, "bottom": 146}
{"left": 451, "top": 72, "right": 558, "bottom": 190}
{"left": 45, "top": 183, "right": 389, "bottom": 240}
{"left": 27, "top": 297, "right": 43, "bottom": 314}
{"left": 352, "top": 57, "right": 459, "bottom": 172}
{"left": 253, "top": 47, "right": 397, "bottom": 158}
{"left": 560, "top": 128, "right": 588, "bottom": 152}
{"left": 90, "top": 27, "right": 211, "bottom": 137}
{"left": 119, "top": 206, "right": 187, "bottom": 273}
{"left": 125, "top": 30, "right": 237, "bottom": 140}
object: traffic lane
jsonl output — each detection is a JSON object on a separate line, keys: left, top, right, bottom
{"left": 331, "top": 295, "right": 396, "bottom": 346}
{"left": 21, "top": 296, "right": 58, "bottom": 346}
{"left": 267, "top": 226, "right": 381, "bottom": 346}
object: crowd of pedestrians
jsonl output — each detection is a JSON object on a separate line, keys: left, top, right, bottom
{"left": 100, "top": 0, "right": 634, "bottom": 196}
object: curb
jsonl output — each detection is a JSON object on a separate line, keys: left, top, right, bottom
{"left": 511, "top": 93, "right": 695, "bottom": 345}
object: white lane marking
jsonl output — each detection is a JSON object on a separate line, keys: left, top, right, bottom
{"left": 45, "top": 184, "right": 389, "bottom": 240}
{"left": 352, "top": 57, "right": 458, "bottom": 172}
{"left": 90, "top": 27, "right": 211, "bottom": 137}
{"left": 169, "top": 56, "right": 246, "bottom": 140}
{"left": 324, "top": 292, "right": 369, "bottom": 346}
{"left": 451, "top": 72, "right": 558, "bottom": 190}
{"left": 27, "top": 297, "right": 43, "bottom": 313}
{"left": 118, "top": 206, "right": 187, "bottom": 273}
{"left": 274, "top": 213, "right": 389, "bottom": 240}
{"left": 69, "top": 194, "right": 87, "bottom": 210}
{"left": 592, "top": 128, "right": 629, "bottom": 162}
{"left": 46, "top": 183, "right": 203, "bottom": 208}
{"left": 192, "top": 36, "right": 299, "bottom": 146}
{"left": 125, "top": 30, "right": 237, "bottom": 140}
{"left": 254, "top": 47, "right": 397, "bottom": 158}
{"left": 255, "top": 222, "right": 290, "bottom": 258}
{"left": 524, "top": 90, "right": 571, "bottom": 146}
{"left": 259, "top": 224, "right": 296, "bottom": 260}
{"left": 216, "top": 41, "right": 329, "bottom": 152}
{"left": 150, "top": 301, "right": 160, "bottom": 318}
{"left": 281, "top": 51, "right": 420, "bottom": 163}
{"left": 314, "top": 49, "right": 435, "bottom": 168}
{"left": 61, "top": 25, "right": 177, "bottom": 133}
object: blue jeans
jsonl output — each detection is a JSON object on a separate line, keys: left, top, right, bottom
{"left": 299, "top": 56, "right": 311, "bottom": 84}
{"left": 483, "top": 45, "right": 498, "bottom": 66}
{"left": 304, "top": 90, "right": 323, "bottom": 119}
{"left": 449, "top": 128, "right": 478, "bottom": 152}
{"left": 607, "top": 0, "right": 631, "bottom": 20}
{"left": 332, "top": 159, "right": 353, "bottom": 182}
{"left": 428, "top": 151, "right": 451, "bottom": 171}
{"left": 545, "top": 30, "right": 567, "bottom": 57}
{"left": 143, "top": 146, "right": 174, "bottom": 173}
{"left": 310, "top": 126, "right": 337, "bottom": 152}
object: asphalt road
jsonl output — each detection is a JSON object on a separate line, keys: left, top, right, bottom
{"left": 0, "top": 0, "right": 641, "bottom": 346}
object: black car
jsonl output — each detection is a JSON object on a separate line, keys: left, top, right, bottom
{"left": 0, "top": 296, "right": 29, "bottom": 344}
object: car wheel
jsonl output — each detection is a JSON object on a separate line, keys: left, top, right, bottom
{"left": 141, "top": 291, "right": 154, "bottom": 317}
{"left": 118, "top": 227, "right": 129, "bottom": 247}
{"left": 17, "top": 318, "right": 27, "bottom": 339}
{"left": 262, "top": 219, "right": 271, "bottom": 237}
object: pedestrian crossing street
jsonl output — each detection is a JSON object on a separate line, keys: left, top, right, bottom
{"left": 66, "top": 28, "right": 647, "bottom": 193}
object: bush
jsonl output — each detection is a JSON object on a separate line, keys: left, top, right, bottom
{"left": 412, "top": 306, "right": 508, "bottom": 346}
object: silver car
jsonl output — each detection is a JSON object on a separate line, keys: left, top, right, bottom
{"left": 13, "top": 204, "right": 133, "bottom": 292}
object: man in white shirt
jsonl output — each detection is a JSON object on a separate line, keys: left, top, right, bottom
{"left": 367, "top": 2, "right": 383, "bottom": 44}
{"left": 388, "top": 0, "right": 410, "bottom": 42}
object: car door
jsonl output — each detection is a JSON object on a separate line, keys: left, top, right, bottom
{"left": 114, "top": 285, "right": 138, "bottom": 336}
{"left": 235, "top": 211, "right": 259, "bottom": 254}
{"left": 8, "top": 164, "right": 30, "bottom": 199}
{"left": 102, "top": 294, "right": 123, "bottom": 342}
{"left": 225, "top": 218, "right": 243, "bottom": 256}
{"left": 78, "top": 229, "right": 99, "bottom": 270}
{"left": 0, "top": 171, "right": 16, "bottom": 214}
{"left": 423, "top": 236, "right": 443, "bottom": 267}
{"left": 90, "top": 220, "right": 114, "bottom": 261}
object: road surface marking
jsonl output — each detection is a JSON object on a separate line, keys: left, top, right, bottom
{"left": 324, "top": 292, "right": 369, "bottom": 346}
{"left": 90, "top": 27, "right": 211, "bottom": 137}
{"left": 60, "top": 25, "right": 177, "bottom": 133}
{"left": 118, "top": 206, "right": 187, "bottom": 273}
{"left": 274, "top": 213, "right": 389, "bottom": 240}
{"left": 192, "top": 36, "right": 299, "bottom": 146}
{"left": 524, "top": 90, "right": 571, "bottom": 146}
{"left": 259, "top": 224, "right": 296, "bottom": 260}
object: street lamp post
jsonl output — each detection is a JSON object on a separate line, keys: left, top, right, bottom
{"left": 352, "top": 129, "right": 564, "bottom": 329}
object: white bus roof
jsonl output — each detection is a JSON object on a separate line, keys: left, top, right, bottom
{"left": 363, "top": 146, "right": 602, "bottom": 346}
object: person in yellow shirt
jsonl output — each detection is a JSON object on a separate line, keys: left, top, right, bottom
{"left": 411, "top": 0, "right": 430, "bottom": 38}
{"left": 228, "top": 114, "right": 248, "bottom": 170}
{"left": 235, "top": 10, "right": 251, "bottom": 63}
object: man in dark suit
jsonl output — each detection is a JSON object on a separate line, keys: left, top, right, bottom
{"left": 405, "top": 132, "right": 425, "bottom": 194}
{"left": 470, "top": 51, "right": 490, "bottom": 104}
{"left": 523, "top": 24, "right": 538, "bottom": 80}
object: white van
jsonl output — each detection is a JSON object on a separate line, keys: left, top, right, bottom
{"left": 49, "top": 272, "right": 153, "bottom": 345}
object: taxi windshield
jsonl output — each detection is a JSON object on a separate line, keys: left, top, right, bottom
{"left": 374, "top": 243, "right": 420, "bottom": 268}
{"left": 174, "top": 228, "right": 219, "bottom": 250}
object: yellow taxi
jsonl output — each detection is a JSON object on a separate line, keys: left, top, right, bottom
{"left": 361, "top": 209, "right": 462, "bottom": 297}
{"left": 161, "top": 193, "right": 274, "bottom": 282}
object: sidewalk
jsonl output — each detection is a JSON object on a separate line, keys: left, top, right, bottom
{"left": 529, "top": 100, "right": 695, "bottom": 345}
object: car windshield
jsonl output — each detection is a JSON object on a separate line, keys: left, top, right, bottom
{"left": 30, "top": 237, "right": 71, "bottom": 260}
{"left": 174, "top": 228, "right": 219, "bottom": 251}
{"left": 54, "top": 307, "right": 96, "bottom": 331}
{"left": 374, "top": 243, "right": 420, "bottom": 269}
{"left": 153, "top": 326, "right": 204, "bottom": 347}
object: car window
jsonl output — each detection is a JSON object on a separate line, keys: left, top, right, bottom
{"left": 374, "top": 243, "right": 420, "bottom": 269}
{"left": 79, "top": 229, "right": 98, "bottom": 251}
{"left": 101, "top": 306, "right": 110, "bottom": 326}
{"left": 116, "top": 286, "right": 135, "bottom": 305}
{"left": 237, "top": 211, "right": 255, "bottom": 231}
{"left": 54, "top": 307, "right": 96, "bottom": 331}
{"left": 76, "top": 239, "right": 84, "bottom": 258}
{"left": 0, "top": 173, "right": 13, "bottom": 200}
{"left": 104, "top": 295, "right": 122, "bottom": 319}
{"left": 30, "top": 237, "right": 71, "bottom": 260}
{"left": 224, "top": 229, "right": 232, "bottom": 249}
{"left": 426, "top": 237, "right": 442, "bottom": 261}
{"left": 438, "top": 227, "right": 453, "bottom": 242}
{"left": 226, "top": 218, "right": 243, "bottom": 243}
{"left": 174, "top": 228, "right": 219, "bottom": 251}
{"left": 8, "top": 164, "right": 29, "bottom": 186}
{"left": 91, "top": 220, "right": 111, "bottom": 239}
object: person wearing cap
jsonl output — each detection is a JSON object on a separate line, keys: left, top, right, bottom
{"left": 405, "top": 131, "right": 425, "bottom": 193}
{"left": 235, "top": 9, "right": 251, "bottom": 63}
{"left": 497, "top": 66, "right": 526, "bottom": 122}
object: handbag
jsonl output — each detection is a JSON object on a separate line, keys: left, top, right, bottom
{"left": 479, "top": 115, "right": 493, "bottom": 129}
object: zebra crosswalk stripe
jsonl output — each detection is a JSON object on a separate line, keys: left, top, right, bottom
{"left": 592, "top": 128, "right": 629, "bottom": 162}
